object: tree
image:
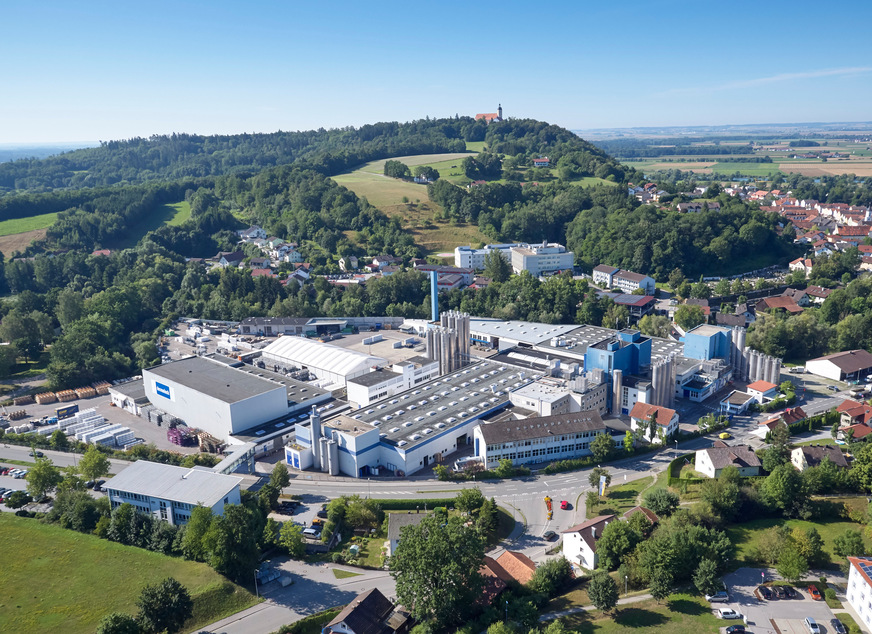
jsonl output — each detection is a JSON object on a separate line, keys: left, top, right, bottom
{"left": 413, "top": 165, "right": 440, "bottom": 181}
{"left": 136, "top": 577, "right": 193, "bottom": 634}
{"left": 762, "top": 463, "right": 808, "bottom": 516}
{"left": 791, "top": 527, "right": 825, "bottom": 566}
{"left": 693, "top": 558, "right": 721, "bottom": 596}
{"left": 390, "top": 515, "right": 485, "bottom": 629}
{"left": 762, "top": 424, "right": 791, "bottom": 472}
{"left": 668, "top": 268, "right": 686, "bottom": 291}
{"left": 623, "top": 430, "right": 634, "bottom": 454}
{"left": 588, "top": 569, "right": 619, "bottom": 613}
{"left": 269, "top": 461, "right": 290, "bottom": 491}
{"left": 700, "top": 466, "right": 742, "bottom": 521}
{"left": 638, "top": 314, "right": 671, "bottom": 338}
{"left": 456, "top": 487, "right": 486, "bottom": 514}
{"left": 674, "top": 304, "right": 705, "bottom": 331}
{"left": 483, "top": 250, "right": 511, "bottom": 283}
{"left": 596, "top": 519, "right": 641, "bottom": 570}
{"left": 79, "top": 445, "right": 111, "bottom": 482}
{"left": 96, "top": 612, "right": 141, "bottom": 634}
{"left": 591, "top": 434, "right": 616, "bottom": 463}
{"left": 203, "top": 505, "right": 261, "bottom": 583}
{"left": 279, "top": 521, "right": 306, "bottom": 558}
{"left": 180, "top": 506, "right": 212, "bottom": 561}
{"left": 384, "top": 160, "right": 411, "bottom": 180}
{"left": 4, "top": 489, "right": 31, "bottom": 508}
{"left": 646, "top": 411, "right": 659, "bottom": 442}
{"left": 476, "top": 497, "right": 498, "bottom": 536}
{"left": 776, "top": 544, "right": 808, "bottom": 584}
{"left": 648, "top": 566, "right": 673, "bottom": 602}
{"left": 588, "top": 466, "right": 612, "bottom": 490}
{"left": 25, "top": 456, "right": 62, "bottom": 499}
{"left": 49, "top": 429, "right": 69, "bottom": 451}
{"left": 833, "top": 529, "right": 865, "bottom": 559}
{"left": 528, "top": 556, "right": 573, "bottom": 596}
{"left": 642, "top": 488, "right": 679, "bottom": 517}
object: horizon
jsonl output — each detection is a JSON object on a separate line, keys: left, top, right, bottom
{"left": 3, "top": 1, "right": 872, "bottom": 144}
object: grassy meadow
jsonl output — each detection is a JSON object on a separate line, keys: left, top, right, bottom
{"left": 0, "top": 212, "right": 59, "bottom": 237}
{"left": 0, "top": 513, "right": 258, "bottom": 634}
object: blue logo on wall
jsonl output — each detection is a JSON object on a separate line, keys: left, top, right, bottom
{"left": 155, "top": 382, "right": 172, "bottom": 400}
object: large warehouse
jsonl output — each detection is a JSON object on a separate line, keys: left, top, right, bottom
{"left": 805, "top": 349, "right": 872, "bottom": 382}
{"left": 261, "top": 336, "right": 388, "bottom": 388}
{"left": 142, "top": 355, "right": 331, "bottom": 440}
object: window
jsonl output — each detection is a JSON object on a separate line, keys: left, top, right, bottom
{"left": 224, "top": 497, "right": 229, "bottom": 504}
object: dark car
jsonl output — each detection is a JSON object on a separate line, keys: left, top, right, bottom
{"left": 93, "top": 480, "right": 105, "bottom": 492}
{"left": 316, "top": 510, "right": 329, "bottom": 519}
{"left": 30, "top": 450, "right": 44, "bottom": 458}
{"left": 758, "top": 585, "right": 773, "bottom": 600}
{"left": 85, "top": 480, "right": 95, "bottom": 489}
{"left": 783, "top": 585, "right": 797, "bottom": 599}
{"left": 543, "top": 531, "right": 558, "bottom": 541}
{"left": 726, "top": 626, "right": 746, "bottom": 634}
{"left": 773, "top": 585, "right": 787, "bottom": 599}
{"left": 830, "top": 619, "right": 847, "bottom": 634}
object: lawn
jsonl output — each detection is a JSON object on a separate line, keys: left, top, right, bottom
{"left": 725, "top": 514, "right": 870, "bottom": 569}
{"left": 0, "top": 212, "right": 59, "bottom": 237}
{"left": 466, "top": 141, "right": 486, "bottom": 152}
{"left": 555, "top": 593, "right": 723, "bottom": 634}
{"left": 0, "top": 513, "right": 258, "bottom": 634}
{"left": 586, "top": 476, "right": 654, "bottom": 519}
{"left": 164, "top": 200, "right": 192, "bottom": 226}
{"left": 333, "top": 569, "right": 362, "bottom": 579}
{"left": 106, "top": 200, "right": 194, "bottom": 249}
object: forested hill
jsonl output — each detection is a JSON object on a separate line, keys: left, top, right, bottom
{"left": 0, "top": 116, "right": 625, "bottom": 195}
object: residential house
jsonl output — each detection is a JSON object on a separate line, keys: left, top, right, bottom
{"left": 841, "top": 423, "right": 872, "bottom": 442}
{"left": 805, "top": 349, "right": 872, "bottom": 382}
{"left": 837, "top": 399, "right": 872, "bottom": 427}
{"left": 629, "top": 402, "right": 679, "bottom": 442}
{"left": 677, "top": 202, "right": 703, "bottom": 213}
{"left": 562, "top": 515, "right": 615, "bottom": 570}
{"left": 847, "top": 556, "right": 872, "bottom": 632}
{"left": 789, "top": 257, "right": 814, "bottom": 276}
{"left": 612, "top": 270, "right": 656, "bottom": 295}
{"left": 805, "top": 285, "right": 833, "bottom": 304}
{"left": 479, "top": 556, "right": 511, "bottom": 605}
{"left": 339, "top": 256, "right": 359, "bottom": 272}
{"left": 622, "top": 506, "right": 659, "bottom": 526}
{"left": 734, "top": 303, "right": 757, "bottom": 327}
{"left": 251, "top": 268, "right": 276, "bottom": 278}
{"left": 755, "top": 295, "right": 803, "bottom": 315}
{"left": 91, "top": 249, "right": 112, "bottom": 257}
{"left": 782, "top": 288, "right": 810, "bottom": 307}
{"left": 835, "top": 225, "right": 872, "bottom": 239}
{"left": 249, "top": 256, "right": 271, "bottom": 269}
{"left": 372, "top": 254, "right": 402, "bottom": 269}
{"left": 238, "top": 225, "right": 267, "bottom": 241}
{"left": 265, "top": 236, "right": 285, "bottom": 249}
{"left": 715, "top": 313, "right": 746, "bottom": 328}
{"left": 379, "top": 266, "right": 401, "bottom": 276}
{"left": 323, "top": 588, "right": 412, "bottom": 634}
{"left": 790, "top": 445, "right": 848, "bottom": 472}
{"left": 861, "top": 256, "right": 872, "bottom": 272}
{"left": 532, "top": 157, "right": 550, "bottom": 168}
{"left": 745, "top": 380, "right": 778, "bottom": 404}
{"left": 592, "top": 264, "right": 620, "bottom": 288}
{"left": 386, "top": 513, "right": 427, "bottom": 556}
{"left": 694, "top": 442, "right": 762, "bottom": 478}
{"left": 215, "top": 251, "right": 245, "bottom": 268}
{"left": 278, "top": 246, "right": 303, "bottom": 263}
{"left": 494, "top": 551, "right": 537, "bottom": 585}
{"left": 761, "top": 406, "right": 808, "bottom": 429}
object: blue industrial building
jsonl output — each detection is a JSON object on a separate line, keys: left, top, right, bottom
{"left": 682, "top": 325, "right": 732, "bottom": 361}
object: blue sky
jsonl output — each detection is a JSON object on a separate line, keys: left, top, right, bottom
{"left": 2, "top": 0, "right": 871, "bottom": 143}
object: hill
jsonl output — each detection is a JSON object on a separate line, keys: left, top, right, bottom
{"left": 0, "top": 513, "right": 257, "bottom": 634}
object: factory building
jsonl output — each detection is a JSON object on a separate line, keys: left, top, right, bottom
{"left": 454, "top": 244, "right": 525, "bottom": 269}
{"left": 509, "top": 242, "right": 575, "bottom": 276}
{"left": 346, "top": 356, "right": 440, "bottom": 407}
{"left": 261, "top": 336, "right": 388, "bottom": 388}
{"left": 472, "top": 410, "right": 629, "bottom": 468}
{"left": 286, "top": 361, "right": 534, "bottom": 477}
{"left": 105, "top": 460, "right": 243, "bottom": 525}
{"left": 141, "top": 355, "right": 330, "bottom": 441}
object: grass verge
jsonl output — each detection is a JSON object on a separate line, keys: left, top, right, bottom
{"left": 332, "top": 569, "right": 362, "bottom": 579}
{"left": 586, "top": 476, "right": 654, "bottom": 519}
{"left": 554, "top": 593, "right": 722, "bottom": 633}
{"left": 0, "top": 513, "right": 258, "bottom": 634}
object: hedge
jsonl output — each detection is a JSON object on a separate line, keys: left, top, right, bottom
{"left": 272, "top": 608, "right": 342, "bottom": 634}
{"left": 372, "top": 498, "right": 456, "bottom": 510}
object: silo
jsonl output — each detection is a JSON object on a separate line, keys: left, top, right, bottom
{"left": 612, "top": 369, "right": 623, "bottom": 414}
{"left": 651, "top": 363, "right": 662, "bottom": 406}
{"left": 751, "top": 351, "right": 761, "bottom": 382}
{"left": 773, "top": 358, "right": 782, "bottom": 385}
{"left": 327, "top": 439, "right": 340, "bottom": 476}
{"left": 735, "top": 328, "right": 747, "bottom": 379}
{"left": 668, "top": 356, "right": 677, "bottom": 407}
{"left": 310, "top": 407, "right": 322, "bottom": 468}
{"left": 319, "top": 437, "right": 329, "bottom": 472}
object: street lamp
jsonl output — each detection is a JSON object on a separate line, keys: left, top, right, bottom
{"left": 674, "top": 440, "right": 678, "bottom": 452}
{"left": 625, "top": 575, "right": 628, "bottom": 595}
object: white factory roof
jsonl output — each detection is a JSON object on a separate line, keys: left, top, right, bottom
{"left": 105, "top": 460, "right": 243, "bottom": 507}
{"left": 262, "top": 336, "right": 387, "bottom": 378}
{"left": 470, "top": 319, "right": 580, "bottom": 345}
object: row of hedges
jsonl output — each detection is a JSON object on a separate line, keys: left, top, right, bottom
{"left": 373, "top": 498, "right": 456, "bottom": 511}
{"left": 272, "top": 607, "right": 342, "bottom": 634}
{"left": 542, "top": 443, "right": 660, "bottom": 475}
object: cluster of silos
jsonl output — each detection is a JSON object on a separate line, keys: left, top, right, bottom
{"left": 730, "top": 326, "right": 782, "bottom": 384}
{"left": 650, "top": 354, "right": 676, "bottom": 408}
{"left": 309, "top": 407, "right": 339, "bottom": 476}
{"left": 730, "top": 327, "right": 748, "bottom": 380}
{"left": 427, "top": 311, "right": 471, "bottom": 375}
{"left": 612, "top": 369, "right": 623, "bottom": 414}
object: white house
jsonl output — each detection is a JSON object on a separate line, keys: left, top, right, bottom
{"left": 745, "top": 380, "right": 778, "bottom": 404}
{"left": 719, "top": 390, "right": 756, "bottom": 416}
{"left": 104, "top": 460, "right": 243, "bottom": 525}
{"left": 386, "top": 512, "right": 427, "bottom": 556}
{"left": 592, "top": 265, "right": 619, "bottom": 288}
{"left": 848, "top": 557, "right": 872, "bottom": 632}
{"left": 562, "top": 515, "right": 615, "bottom": 570}
{"left": 629, "top": 403, "right": 678, "bottom": 443}
{"left": 238, "top": 225, "right": 267, "bottom": 241}
{"left": 694, "top": 443, "right": 762, "bottom": 478}
{"left": 790, "top": 445, "right": 849, "bottom": 472}
{"left": 789, "top": 257, "right": 814, "bottom": 276}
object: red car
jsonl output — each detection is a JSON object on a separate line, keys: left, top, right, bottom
{"left": 808, "top": 585, "right": 822, "bottom": 601}
{"left": 560, "top": 500, "right": 570, "bottom": 510}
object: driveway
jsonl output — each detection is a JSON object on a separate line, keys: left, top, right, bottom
{"left": 722, "top": 568, "right": 841, "bottom": 634}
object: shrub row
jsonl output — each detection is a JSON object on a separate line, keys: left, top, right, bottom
{"left": 272, "top": 607, "right": 343, "bottom": 634}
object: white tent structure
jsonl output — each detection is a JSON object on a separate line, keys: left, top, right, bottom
{"left": 261, "top": 337, "right": 387, "bottom": 387}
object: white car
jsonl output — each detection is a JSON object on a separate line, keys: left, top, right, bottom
{"left": 717, "top": 608, "right": 741, "bottom": 620}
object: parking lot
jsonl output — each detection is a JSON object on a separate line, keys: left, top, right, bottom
{"left": 721, "top": 569, "right": 845, "bottom": 634}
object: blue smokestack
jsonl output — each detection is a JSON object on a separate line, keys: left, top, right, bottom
{"left": 430, "top": 271, "right": 439, "bottom": 322}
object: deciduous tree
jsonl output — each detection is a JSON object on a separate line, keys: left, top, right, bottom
{"left": 25, "top": 456, "right": 62, "bottom": 499}
{"left": 588, "top": 569, "right": 619, "bottom": 613}
{"left": 79, "top": 445, "right": 111, "bottom": 482}
{"left": 136, "top": 577, "right": 193, "bottom": 634}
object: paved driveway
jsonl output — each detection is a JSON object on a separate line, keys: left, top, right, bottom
{"left": 722, "top": 568, "right": 839, "bottom": 634}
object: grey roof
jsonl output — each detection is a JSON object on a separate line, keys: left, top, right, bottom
{"left": 698, "top": 444, "right": 761, "bottom": 470}
{"left": 470, "top": 319, "right": 582, "bottom": 346}
{"left": 722, "top": 390, "right": 755, "bottom": 406}
{"left": 810, "top": 349, "right": 872, "bottom": 374}
{"left": 388, "top": 512, "right": 428, "bottom": 542}
{"left": 593, "top": 264, "right": 619, "bottom": 274}
{"left": 327, "top": 588, "right": 397, "bottom": 634}
{"left": 240, "top": 316, "right": 311, "bottom": 327}
{"left": 105, "top": 460, "right": 242, "bottom": 507}
{"left": 615, "top": 270, "right": 649, "bottom": 283}
{"left": 109, "top": 379, "right": 148, "bottom": 401}
{"left": 477, "top": 410, "right": 612, "bottom": 444}
{"left": 348, "top": 369, "right": 401, "bottom": 388}
{"left": 145, "top": 356, "right": 285, "bottom": 404}
{"left": 797, "top": 445, "right": 849, "bottom": 468}
{"left": 344, "top": 361, "right": 532, "bottom": 451}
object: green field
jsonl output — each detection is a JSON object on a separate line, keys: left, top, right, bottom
{"left": 0, "top": 513, "right": 258, "bottom": 634}
{"left": 556, "top": 593, "right": 723, "bottom": 634}
{"left": 710, "top": 162, "right": 783, "bottom": 176}
{"left": 726, "top": 514, "right": 871, "bottom": 569}
{"left": 465, "top": 141, "right": 486, "bottom": 152}
{"left": 165, "top": 200, "right": 192, "bottom": 226}
{"left": 0, "top": 212, "right": 59, "bottom": 237}
{"left": 106, "top": 200, "right": 193, "bottom": 249}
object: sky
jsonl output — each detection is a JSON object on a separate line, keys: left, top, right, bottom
{"left": 3, "top": 0, "right": 872, "bottom": 144}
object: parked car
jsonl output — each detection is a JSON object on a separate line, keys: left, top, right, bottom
{"left": 719, "top": 432, "right": 732, "bottom": 439}
{"left": 717, "top": 608, "right": 741, "bottom": 619}
{"left": 804, "top": 617, "right": 820, "bottom": 634}
{"left": 30, "top": 450, "right": 44, "bottom": 458}
{"left": 93, "top": 480, "right": 105, "bottom": 492}
{"left": 807, "top": 585, "right": 822, "bottom": 601}
{"left": 560, "top": 500, "right": 570, "bottom": 510}
{"left": 828, "top": 385, "right": 840, "bottom": 392}
{"left": 783, "top": 586, "right": 797, "bottom": 598}
{"left": 726, "top": 626, "right": 746, "bottom": 634}
{"left": 543, "top": 531, "right": 558, "bottom": 541}
{"left": 706, "top": 591, "right": 730, "bottom": 603}
{"left": 757, "top": 585, "right": 773, "bottom": 600}
{"left": 316, "top": 509, "right": 328, "bottom": 518}
{"left": 85, "top": 480, "right": 95, "bottom": 489}
{"left": 302, "top": 527, "right": 321, "bottom": 539}
{"left": 773, "top": 585, "right": 787, "bottom": 599}
{"left": 830, "top": 618, "right": 847, "bottom": 634}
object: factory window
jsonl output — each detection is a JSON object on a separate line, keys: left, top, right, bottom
{"left": 224, "top": 497, "right": 229, "bottom": 504}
